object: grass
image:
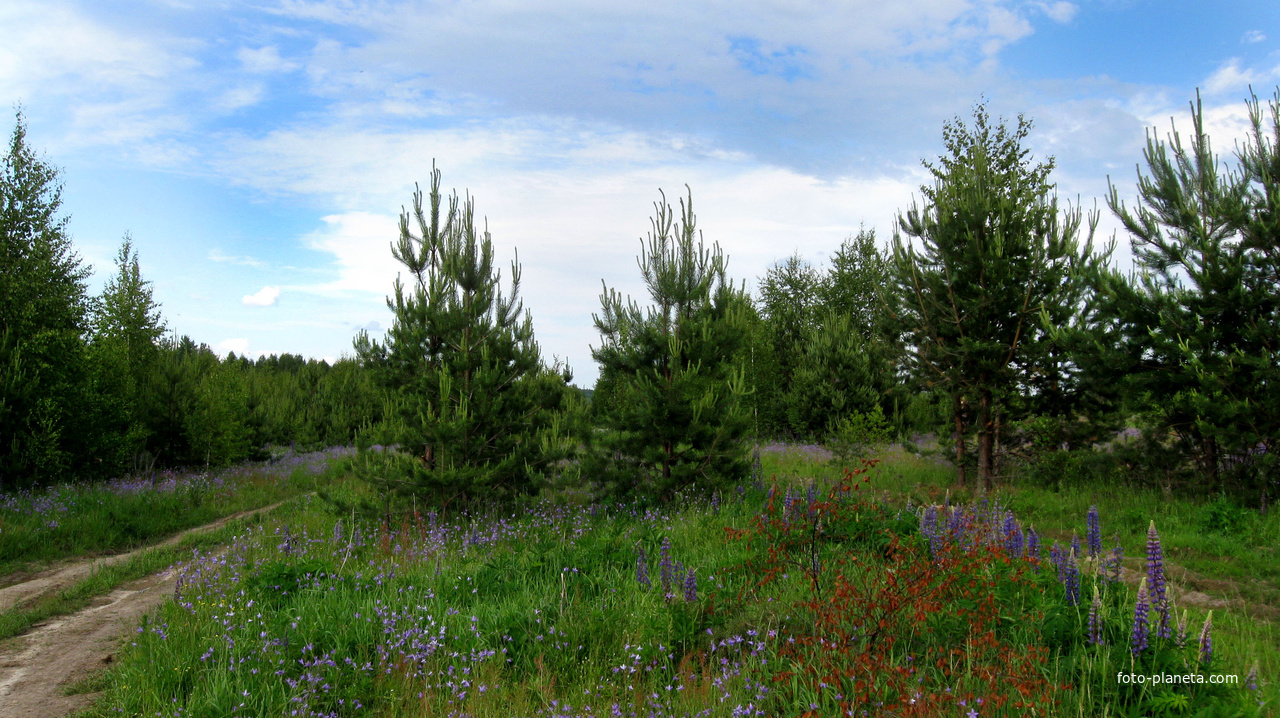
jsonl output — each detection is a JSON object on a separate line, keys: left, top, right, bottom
{"left": 0, "top": 495, "right": 303, "bottom": 642}
{"left": 61, "top": 448, "right": 1275, "bottom": 717}
{"left": 0, "top": 447, "right": 352, "bottom": 578}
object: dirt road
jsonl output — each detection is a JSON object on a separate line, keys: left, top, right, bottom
{"left": 0, "top": 500, "right": 293, "bottom": 718}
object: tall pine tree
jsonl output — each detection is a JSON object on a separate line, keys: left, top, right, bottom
{"left": 890, "top": 103, "right": 1098, "bottom": 489}
{"left": 1089, "top": 89, "right": 1280, "bottom": 495}
{"left": 591, "top": 187, "right": 752, "bottom": 500}
{"left": 354, "top": 164, "right": 572, "bottom": 512}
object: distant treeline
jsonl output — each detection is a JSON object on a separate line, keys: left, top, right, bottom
{"left": 3, "top": 89, "right": 1278, "bottom": 506}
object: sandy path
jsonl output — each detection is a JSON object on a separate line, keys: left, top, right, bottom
{"left": 0, "top": 499, "right": 295, "bottom": 718}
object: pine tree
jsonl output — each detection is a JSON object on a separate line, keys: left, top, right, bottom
{"left": 889, "top": 103, "right": 1098, "bottom": 490}
{"left": 0, "top": 111, "right": 94, "bottom": 488}
{"left": 1089, "top": 89, "right": 1280, "bottom": 494}
{"left": 91, "top": 233, "right": 166, "bottom": 466}
{"left": 591, "top": 187, "right": 752, "bottom": 500}
{"left": 353, "top": 163, "right": 572, "bottom": 512}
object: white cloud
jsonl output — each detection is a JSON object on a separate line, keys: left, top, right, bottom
{"left": 217, "top": 337, "right": 250, "bottom": 356}
{"left": 1037, "top": 1, "right": 1078, "bottom": 23}
{"left": 301, "top": 212, "right": 402, "bottom": 294}
{"left": 243, "top": 286, "right": 282, "bottom": 306}
{"left": 1242, "top": 30, "right": 1266, "bottom": 44}
{"left": 237, "top": 45, "right": 300, "bottom": 74}
{"left": 1204, "top": 59, "right": 1263, "bottom": 96}
{"left": 209, "top": 249, "right": 266, "bottom": 267}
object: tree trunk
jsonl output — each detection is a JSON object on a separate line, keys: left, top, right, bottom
{"left": 952, "top": 392, "right": 966, "bottom": 487}
{"left": 977, "top": 387, "right": 994, "bottom": 492}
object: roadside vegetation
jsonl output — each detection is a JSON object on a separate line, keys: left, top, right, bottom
{"left": 3, "top": 85, "right": 1279, "bottom": 716}
{"left": 0, "top": 448, "right": 349, "bottom": 578}
{"left": 65, "top": 450, "right": 1273, "bottom": 717}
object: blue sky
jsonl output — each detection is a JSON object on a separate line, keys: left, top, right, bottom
{"left": 3, "top": 0, "right": 1276, "bottom": 385}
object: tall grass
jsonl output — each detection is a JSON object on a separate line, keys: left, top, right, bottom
{"left": 0, "top": 447, "right": 352, "bottom": 576}
{"left": 70, "top": 454, "right": 1273, "bottom": 717}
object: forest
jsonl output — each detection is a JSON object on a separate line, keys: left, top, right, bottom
{"left": 1, "top": 90, "right": 1277, "bottom": 512}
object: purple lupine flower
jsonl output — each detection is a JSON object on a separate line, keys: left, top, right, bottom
{"left": 1198, "top": 611, "right": 1213, "bottom": 667}
{"left": 659, "top": 537, "right": 673, "bottom": 596}
{"left": 1147, "top": 521, "right": 1171, "bottom": 638}
{"left": 1071, "top": 531, "right": 1082, "bottom": 564}
{"left": 921, "top": 505, "right": 938, "bottom": 543}
{"left": 1086, "top": 505, "right": 1102, "bottom": 559}
{"left": 711, "top": 491, "right": 721, "bottom": 513}
{"left": 1131, "top": 578, "right": 1150, "bottom": 656}
{"left": 948, "top": 505, "right": 964, "bottom": 540}
{"left": 1026, "top": 526, "right": 1041, "bottom": 561}
{"left": 1064, "top": 550, "right": 1081, "bottom": 606}
{"left": 1050, "top": 541, "right": 1066, "bottom": 583}
{"left": 1003, "top": 514, "right": 1023, "bottom": 557}
{"left": 683, "top": 569, "right": 697, "bottom": 602}
{"left": 1087, "top": 587, "right": 1105, "bottom": 646}
{"left": 636, "top": 546, "right": 650, "bottom": 588}
{"left": 1246, "top": 662, "right": 1258, "bottom": 691}
{"left": 1107, "top": 533, "right": 1124, "bottom": 584}
{"left": 1175, "top": 609, "right": 1188, "bottom": 648}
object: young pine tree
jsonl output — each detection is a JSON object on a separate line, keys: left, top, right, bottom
{"left": 1089, "top": 89, "right": 1280, "bottom": 495}
{"left": 889, "top": 103, "right": 1098, "bottom": 490}
{"left": 90, "top": 234, "right": 166, "bottom": 469}
{"left": 591, "top": 187, "right": 752, "bottom": 501}
{"left": 353, "top": 164, "right": 572, "bottom": 512}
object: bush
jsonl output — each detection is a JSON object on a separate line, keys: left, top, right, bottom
{"left": 825, "top": 404, "right": 892, "bottom": 466}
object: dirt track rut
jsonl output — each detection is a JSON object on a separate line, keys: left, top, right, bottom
{"left": 0, "top": 500, "right": 293, "bottom": 718}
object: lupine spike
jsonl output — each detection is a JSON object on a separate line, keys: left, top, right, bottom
{"left": 1131, "top": 577, "right": 1150, "bottom": 656}
{"left": 1199, "top": 611, "right": 1213, "bottom": 667}
{"left": 1088, "top": 585, "right": 1105, "bottom": 645}
{"left": 636, "top": 546, "right": 650, "bottom": 588}
{"left": 1064, "top": 549, "right": 1081, "bottom": 606}
{"left": 1086, "top": 505, "right": 1102, "bottom": 559}
{"left": 1026, "top": 526, "right": 1041, "bottom": 566}
{"left": 1147, "top": 521, "right": 1171, "bottom": 638}
{"left": 1175, "top": 609, "right": 1189, "bottom": 648}
{"left": 683, "top": 569, "right": 697, "bottom": 602}
{"left": 1071, "top": 531, "right": 1082, "bottom": 563}
{"left": 1108, "top": 533, "right": 1124, "bottom": 584}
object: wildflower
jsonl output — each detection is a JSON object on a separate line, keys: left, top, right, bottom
{"left": 683, "top": 569, "right": 697, "bottom": 603}
{"left": 1026, "top": 526, "right": 1041, "bottom": 562}
{"left": 1050, "top": 541, "right": 1066, "bottom": 583}
{"left": 1107, "top": 533, "right": 1123, "bottom": 584}
{"left": 1064, "top": 550, "right": 1081, "bottom": 606}
{"left": 1087, "top": 505, "right": 1102, "bottom": 558}
{"left": 1175, "top": 609, "right": 1189, "bottom": 648}
{"left": 1147, "top": 521, "right": 1171, "bottom": 638}
{"left": 1246, "top": 661, "right": 1258, "bottom": 691}
{"left": 1071, "top": 531, "right": 1082, "bottom": 562}
{"left": 636, "top": 547, "right": 650, "bottom": 588}
{"left": 1131, "top": 577, "right": 1150, "bottom": 656}
{"left": 1087, "top": 586, "right": 1105, "bottom": 645}
{"left": 1198, "top": 611, "right": 1213, "bottom": 667}
{"left": 1002, "top": 514, "right": 1023, "bottom": 557}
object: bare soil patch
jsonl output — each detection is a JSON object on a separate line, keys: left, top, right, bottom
{"left": 0, "top": 499, "right": 292, "bottom": 718}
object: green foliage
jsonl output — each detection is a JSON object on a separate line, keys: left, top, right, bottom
{"left": 354, "top": 163, "right": 572, "bottom": 509}
{"left": 0, "top": 111, "right": 99, "bottom": 489}
{"left": 1087, "top": 89, "right": 1280, "bottom": 497}
{"left": 590, "top": 187, "right": 752, "bottom": 500}
{"left": 889, "top": 102, "right": 1101, "bottom": 488}
{"left": 826, "top": 404, "right": 892, "bottom": 465}
{"left": 783, "top": 311, "right": 880, "bottom": 440}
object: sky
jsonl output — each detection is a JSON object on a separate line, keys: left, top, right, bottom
{"left": 2, "top": 0, "right": 1276, "bottom": 386}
